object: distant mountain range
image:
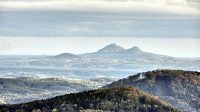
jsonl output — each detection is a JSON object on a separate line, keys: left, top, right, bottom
{"left": 40, "top": 43, "right": 169, "bottom": 59}
{"left": 1, "top": 44, "right": 199, "bottom": 70}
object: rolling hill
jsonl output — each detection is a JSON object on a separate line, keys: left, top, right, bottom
{"left": 0, "top": 86, "right": 179, "bottom": 112}
{"left": 0, "top": 77, "right": 115, "bottom": 104}
{"left": 52, "top": 53, "right": 82, "bottom": 59}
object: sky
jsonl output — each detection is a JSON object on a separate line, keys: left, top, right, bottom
{"left": 0, "top": 0, "right": 199, "bottom": 57}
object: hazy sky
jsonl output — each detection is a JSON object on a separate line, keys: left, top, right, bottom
{"left": 0, "top": 0, "right": 199, "bottom": 57}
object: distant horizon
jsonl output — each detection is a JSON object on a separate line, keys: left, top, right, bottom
{"left": 0, "top": 37, "right": 199, "bottom": 58}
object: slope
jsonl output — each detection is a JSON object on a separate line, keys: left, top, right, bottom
{"left": 105, "top": 70, "right": 200, "bottom": 111}
{"left": 0, "top": 87, "right": 179, "bottom": 112}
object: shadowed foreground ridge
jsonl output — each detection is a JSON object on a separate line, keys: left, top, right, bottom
{"left": 0, "top": 87, "right": 178, "bottom": 112}
{"left": 105, "top": 69, "right": 200, "bottom": 111}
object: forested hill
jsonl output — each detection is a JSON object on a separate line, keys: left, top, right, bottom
{"left": 0, "top": 87, "right": 178, "bottom": 112}
{"left": 105, "top": 70, "right": 200, "bottom": 111}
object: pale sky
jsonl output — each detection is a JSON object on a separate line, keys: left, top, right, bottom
{"left": 0, "top": 0, "right": 199, "bottom": 14}
{"left": 0, "top": 0, "right": 199, "bottom": 57}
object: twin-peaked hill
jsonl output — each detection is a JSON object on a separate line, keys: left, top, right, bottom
{"left": 96, "top": 44, "right": 143, "bottom": 54}
{"left": 81, "top": 44, "right": 171, "bottom": 60}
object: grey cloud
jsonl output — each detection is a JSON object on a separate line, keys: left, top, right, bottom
{"left": 0, "top": 11, "right": 199, "bottom": 37}
{"left": 0, "top": 0, "right": 199, "bottom": 38}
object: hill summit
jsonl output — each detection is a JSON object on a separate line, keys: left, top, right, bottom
{"left": 53, "top": 53, "right": 81, "bottom": 59}
{"left": 97, "top": 43, "right": 125, "bottom": 53}
{"left": 125, "top": 46, "right": 142, "bottom": 53}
